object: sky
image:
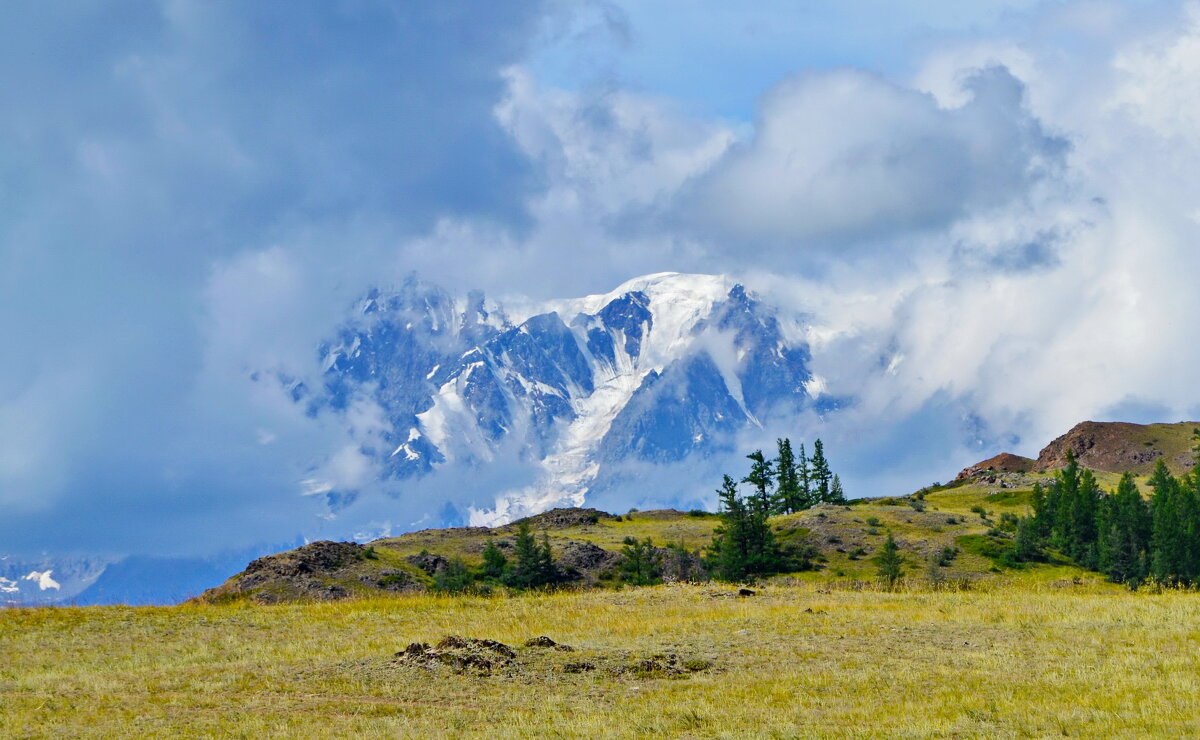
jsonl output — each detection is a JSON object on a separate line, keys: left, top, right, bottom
{"left": 3, "top": 0, "right": 1200, "bottom": 562}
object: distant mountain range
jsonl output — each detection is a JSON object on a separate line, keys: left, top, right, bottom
{"left": 291, "top": 272, "right": 833, "bottom": 523}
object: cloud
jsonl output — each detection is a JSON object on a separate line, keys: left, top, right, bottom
{"left": 678, "top": 66, "right": 1067, "bottom": 249}
{"left": 0, "top": 1, "right": 546, "bottom": 557}
{"left": 8, "top": 0, "right": 1200, "bottom": 569}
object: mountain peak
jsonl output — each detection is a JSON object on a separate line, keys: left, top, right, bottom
{"left": 295, "top": 273, "right": 817, "bottom": 525}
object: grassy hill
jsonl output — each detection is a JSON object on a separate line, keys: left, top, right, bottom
{"left": 7, "top": 419, "right": 1200, "bottom": 737}
{"left": 196, "top": 474, "right": 1110, "bottom": 605}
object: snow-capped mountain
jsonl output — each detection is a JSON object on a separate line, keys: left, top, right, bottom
{"left": 0, "top": 554, "right": 109, "bottom": 606}
{"left": 294, "top": 272, "right": 830, "bottom": 523}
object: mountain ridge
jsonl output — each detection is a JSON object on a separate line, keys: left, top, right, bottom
{"left": 294, "top": 272, "right": 821, "bottom": 524}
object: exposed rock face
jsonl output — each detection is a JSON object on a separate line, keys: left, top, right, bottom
{"left": 556, "top": 541, "right": 620, "bottom": 582}
{"left": 512, "top": 507, "right": 612, "bottom": 530}
{"left": 955, "top": 452, "right": 1036, "bottom": 481}
{"left": 955, "top": 421, "right": 1200, "bottom": 480}
{"left": 1035, "top": 421, "right": 1196, "bottom": 474}
{"left": 405, "top": 553, "right": 450, "bottom": 575}
{"left": 209, "top": 540, "right": 378, "bottom": 604}
{"left": 243, "top": 541, "right": 367, "bottom": 579}
{"left": 287, "top": 273, "right": 823, "bottom": 520}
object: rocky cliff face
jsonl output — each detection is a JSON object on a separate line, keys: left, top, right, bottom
{"left": 292, "top": 272, "right": 828, "bottom": 522}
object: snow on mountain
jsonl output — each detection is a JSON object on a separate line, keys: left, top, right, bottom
{"left": 0, "top": 555, "right": 109, "bottom": 606}
{"left": 292, "top": 272, "right": 825, "bottom": 524}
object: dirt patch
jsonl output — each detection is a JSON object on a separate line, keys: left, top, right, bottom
{"left": 384, "top": 636, "right": 714, "bottom": 681}
{"left": 394, "top": 636, "right": 518, "bottom": 675}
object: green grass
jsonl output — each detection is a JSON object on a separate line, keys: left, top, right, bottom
{"left": 5, "top": 581, "right": 1200, "bottom": 738}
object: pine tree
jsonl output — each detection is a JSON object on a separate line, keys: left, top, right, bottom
{"left": 873, "top": 531, "right": 905, "bottom": 589}
{"left": 810, "top": 439, "right": 832, "bottom": 502}
{"left": 504, "top": 521, "right": 557, "bottom": 589}
{"left": 707, "top": 473, "right": 783, "bottom": 581}
{"left": 828, "top": 474, "right": 847, "bottom": 504}
{"left": 617, "top": 537, "right": 662, "bottom": 586}
{"left": 480, "top": 540, "right": 507, "bottom": 580}
{"left": 774, "top": 438, "right": 802, "bottom": 513}
{"left": 1150, "top": 460, "right": 1185, "bottom": 584}
{"left": 1100, "top": 472, "right": 1150, "bottom": 586}
{"left": 1012, "top": 516, "right": 1043, "bottom": 563}
{"left": 744, "top": 450, "right": 774, "bottom": 504}
{"left": 796, "top": 442, "right": 814, "bottom": 509}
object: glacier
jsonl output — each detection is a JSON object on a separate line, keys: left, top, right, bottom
{"left": 296, "top": 272, "right": 831, "bottom": 524}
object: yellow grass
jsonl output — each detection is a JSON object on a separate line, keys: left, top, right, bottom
{"left": 4, "top": 581, "right": 1200, "bottom": 738}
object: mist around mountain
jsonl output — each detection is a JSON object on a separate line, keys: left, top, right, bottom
{"left": 284, "top": 272, "right": 838, "bottom": 527}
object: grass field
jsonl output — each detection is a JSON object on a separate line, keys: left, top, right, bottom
{"left": 5, "top": 580, "right": 1200, "bottom": 738}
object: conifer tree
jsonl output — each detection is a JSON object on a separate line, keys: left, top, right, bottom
{"left": 873, "top": 531, "right": 905, "bottom": 590}
{"left": 480, "top": 540, "right": 508, "bottom": 580}
{"left": 774, "top": 438, "right": 802, "bottom": 513}
{"left": 744, "top": 450, "right": 774, "bottom": 504}
{"left": 810, "top": 439, "right": 832, "bottom": 502}
{"left": 504, "top": 522, "right": 558, "bottom": 589}
{"left": 617, "top": 536, "right": 662, "bottom": 586}
{"left": 796, "top": 442, "right": 814, "bottom": 509}
{"left": 1099, "top": 472, "right": 1150, "bottom": 586}
{"left": 707, "top": 473, "right": 782, "bottom": 581}
{"left": 828, "top": 474, "right": 847, "bottom": 504}
{"left": 1012, "top": 516, "right": 1043, "bottom": 563}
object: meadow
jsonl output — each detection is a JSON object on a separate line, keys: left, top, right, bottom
{"left": 4, "top": 579, "right": 1199, "bottom": 738}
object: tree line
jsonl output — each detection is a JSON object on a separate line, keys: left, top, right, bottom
{"left": 1016, "top": 434, "right": 1200, "bottom": 588}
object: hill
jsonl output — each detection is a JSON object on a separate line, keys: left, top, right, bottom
{"left": 196, "top": 482, "right": 1080, "bottom": 604}
{"left": 198, "top": 419, "right": 1200, "bottom": 605}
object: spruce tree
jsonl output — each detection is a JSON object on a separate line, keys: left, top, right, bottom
{"left": 617, "top": 537, "right": 662, "bottom": 586}
{"left": 480, "top": 540, "right": 508, "bottom": 580}
{"left": 810, "top": 439, "right": 832, "bottom": 503}
{"left": 796, "top": 442, "right": 814, "bottom": 509}
{"left": 828, "top": 474, "right": 847, "bottom": 504}
{"left": 707, "top": 473, "right": 782, "bottom": 581}
{"left": 873, "top": 531, "right": 905, "bottom": 590}
{"left": 505, "top": 522, "right": 557, "bottom": 589}
{"left": 744, "top": 450, "right": 774, "bottom": 504}
{"left": 774, "top": 438, "right": 802, "bottom": 513}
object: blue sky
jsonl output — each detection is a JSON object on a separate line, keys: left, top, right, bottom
{"left": 3, "top": 1, "right": 1200, "bottom": 564}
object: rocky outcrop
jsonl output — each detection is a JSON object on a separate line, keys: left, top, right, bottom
{"left": 955, "top": 453, "right": 1036, "bottom": 481}
{"left": 1035, "top": 421, "right": 1197, "bottom": 474}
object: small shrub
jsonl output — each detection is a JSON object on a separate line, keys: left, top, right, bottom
{"left": 945, "top": 516, "right": 959, "bottom": 525}
{"left": 865, "top": 527, "right": 880, "bottom": 536}
{"left": 687, "top": 509, "right": 710, "bottom": 518}
{"left": 935, "top": 546, "right": 959, "bottom": 567}
{"left": 908, "top": 499, "right": 926, "bottom": 512}
{"left": 970, "top": 505, "right": 989, "bottom": 519}
{"left": 848, "top": 547, "right": 867, "bottom": 561}
{"left": 865, "top": 517, "right": 883, "bottom": 527}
